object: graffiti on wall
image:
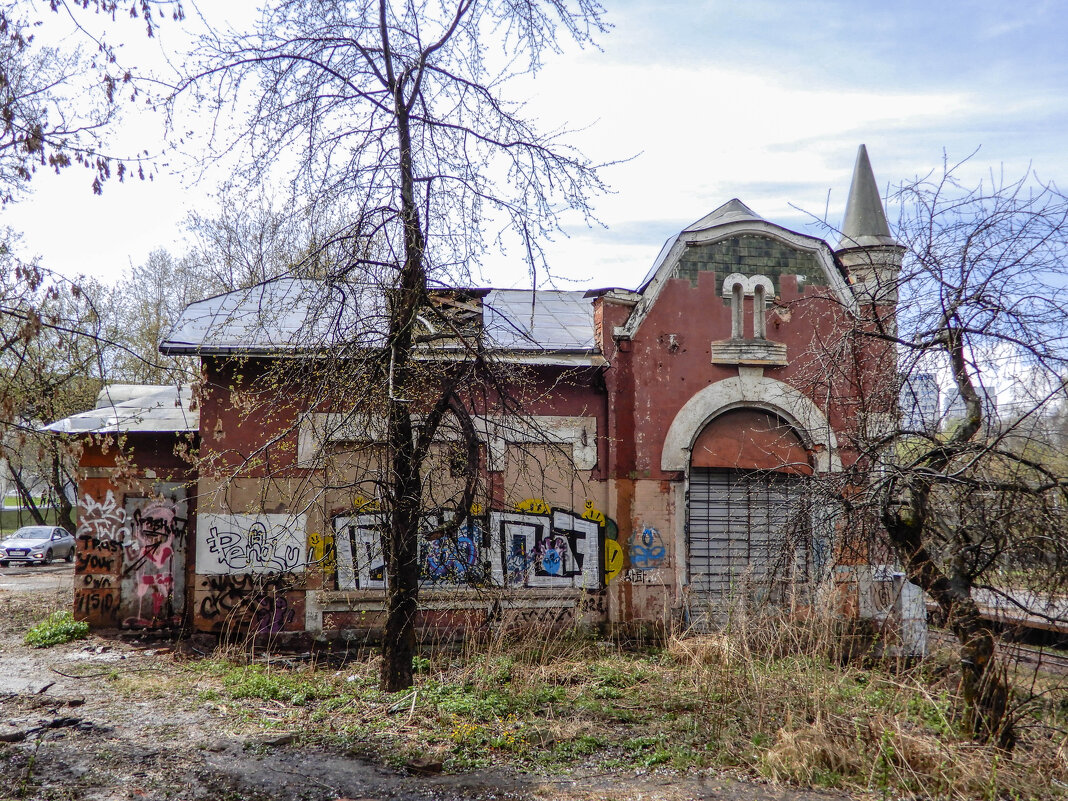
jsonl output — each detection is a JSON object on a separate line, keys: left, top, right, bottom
{"left": 119, "top": 488, "right": 188, "bottom": 628}
{"left": 74, "top": 587, "right": 116, "bottom": 619}
{"left": 332, "top": 515, "right": 387, "bottom": 590}
{"left": 502, "top": 508, "right": 601, "bottom": 588}
{"left": 604, "top": 540, "right": 624, "bottom": 582}
{"left": 76, "top": 530, "right": 122, "bottom": 574}
{"left": 74, "top": 492, "right": 123, "bottom": 625}
{"left": 628, "top": 526, "right": 666, "bottom": 571}
{"left": 307, "top": 531, "right": 336, "bottom": 574}
{"left": 74, "top": 488, "right": 189, "bottom": 629}
{"left": 422, "top": 512, "right": 492, "bottom": 585}
{"left": 197, "top": 573, "right": 298, "bottom": 635}
{"left": 77, "top": 491, "right": 125, "bottom": 545}
{"left": 332, "top": 500, "right": 611, "bottom": 590}
{"left": 196, "top": 513, "right": 307, "bottom": 575}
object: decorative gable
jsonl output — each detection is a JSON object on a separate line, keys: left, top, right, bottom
{"left": 674, "top": 234, "right": 826, "bottom": 295}
{"left": 615, "top": 199, "right": 856, "bottom": 341}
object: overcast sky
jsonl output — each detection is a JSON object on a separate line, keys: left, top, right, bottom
{"left": 2, "top": 0, "right": 1066, "bottom": 290}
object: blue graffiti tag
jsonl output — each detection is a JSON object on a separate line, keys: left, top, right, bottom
{"left": 629, "top": 526, "right": 665, "bottom": 570}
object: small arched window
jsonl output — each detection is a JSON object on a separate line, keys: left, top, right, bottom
{"left": 752, "top": 283, "right": 766, "bottom": 340}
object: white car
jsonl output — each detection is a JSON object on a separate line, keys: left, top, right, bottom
{"left": 0, "top": 526, "right": 76, "bottom": 566}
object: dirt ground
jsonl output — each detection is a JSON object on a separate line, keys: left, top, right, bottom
{"left": 0, "top": 584, "right": 856, "bottom": 801}
{"left": 0, "top": 562, "right": 75, "bottom": 596}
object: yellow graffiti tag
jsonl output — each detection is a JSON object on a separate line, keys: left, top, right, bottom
{"left": 470, "top": 503, "right": 484, "bottom": 516}
{"left": 353, "top": 495, "right": 380, "bottom": 512}
{"left": 604, "top": 539, "right": 624, "bottom": 582}
{"left": 514, "top": 498, "right": 550, "bottom": 515}
{"left": 307, "top": 531, "right": 337, "bottom": 573}
{"left": 322, "top": 532, "right": 336, "bottom": 572}
{"left": 581, "top": 499, "right": 606, "bottom": 526}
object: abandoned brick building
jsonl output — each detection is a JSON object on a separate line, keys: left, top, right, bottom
{"left": 52, "top": 146, "right": 909, "bottom": 642}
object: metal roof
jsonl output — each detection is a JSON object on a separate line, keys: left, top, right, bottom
{"left": 160, "top": 279, "right": 598, "bottom": 359}
{"left": 46, "top": 385, "right": 197, "bottom": 435}
{"left": 93, "top": 384, "right": 173, "bottom": 408}
{"left": 482, "top": 290, "right": 595, "bottom": 351}
{"left": 160, "top": 279, "right": 380, "bottom": 355}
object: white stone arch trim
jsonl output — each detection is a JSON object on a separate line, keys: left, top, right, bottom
{"left": 720, "top": 273, "right": 774, "bottom": 298}
{"left": 661, "top": 375, "right": 841, "bottom": 473}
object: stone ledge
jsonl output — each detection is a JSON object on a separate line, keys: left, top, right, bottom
{"left": 710, "top": 338, "right": 787, "bottom": 366}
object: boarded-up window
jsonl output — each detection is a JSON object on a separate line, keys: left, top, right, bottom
{"left": 690, "top": 409, "right": 811, "bottom": 474}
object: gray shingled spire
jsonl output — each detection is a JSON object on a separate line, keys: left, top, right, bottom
{"left": 838, "top": 145, "right": 896, "bottom": 249}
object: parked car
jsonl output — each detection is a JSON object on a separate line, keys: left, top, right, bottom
{"left": 0, "top": 526, "right": 76, "bottom": 566}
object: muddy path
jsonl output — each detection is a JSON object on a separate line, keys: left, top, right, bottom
{"left": 0, "top": 588, "right": 853, "bottom": 801}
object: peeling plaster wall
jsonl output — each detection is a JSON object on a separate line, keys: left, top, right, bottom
{"left": 598, "top": 245, "right": 890, "bottom": 624}
{"left": 188, "top": 359, "right": 619, "bottom": 638}
{"left": 605, "top": 271, "right": 864, "bottom": 480}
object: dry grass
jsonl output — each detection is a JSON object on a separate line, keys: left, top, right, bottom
{"left": 0, "top": 588, "right": 71, "bottom": 631}
{"left": 164, "top": 605, "right": 1068, "bottom": 800}
{"left": 7, "top": 587, "right": 1066, "bottom": 800}
{"left": 669, "top": 605, "right": 1068, "bottom": 799}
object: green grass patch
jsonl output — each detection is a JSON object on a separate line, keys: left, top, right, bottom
{"left": 222, "top": 664, "right": 335, "bottom": 706}
{"left": 0, "top": 507, "right": 68, "bottom": 535}
{"left": 24, "top": 610, "right": 89, "bottom": 648}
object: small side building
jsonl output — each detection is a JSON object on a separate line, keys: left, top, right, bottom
{"left": 48, "top": 385, "right": 198, "bottom": 628}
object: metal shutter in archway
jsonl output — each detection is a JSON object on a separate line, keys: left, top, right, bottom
{"left": 687, "top": 468, "right": 809, "bottom": 618}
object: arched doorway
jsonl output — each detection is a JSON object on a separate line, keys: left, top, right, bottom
{"left": 686, "top": 408, "right": 814, "bottom": 620}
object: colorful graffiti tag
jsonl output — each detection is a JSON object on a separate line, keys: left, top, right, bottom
{"left": 332, "top": 501, "right": 612, "bottom": 590}
{"left": 501, "top": 508, "right": 601, "bottom": 588}
{"left": 74, "top": 488, "right": 189, "bottom": 629}
{"left": 307, "top": 531, "right": 336, "bottom": 574}
{"left": 628, "top": 525, "right": 666, "bottom": 570}
{"left": 422, "top": 514, "right": 490, "bottom": 585}
{"left": 604, "top": 540, "right": 624, "bottom": 582}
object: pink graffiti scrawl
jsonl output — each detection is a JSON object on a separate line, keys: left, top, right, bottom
{"left": 122, "top": 497, "right": 186, "bottom": 628}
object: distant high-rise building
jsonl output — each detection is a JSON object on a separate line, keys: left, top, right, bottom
{"left": 900, "top": 372, "right": 939, "bottom": 432}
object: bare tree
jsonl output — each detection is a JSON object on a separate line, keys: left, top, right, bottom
{"left": 832, "top": 158, "right": 1068, "bottom": 747}
{"left": 183, "top": 189, "right": 336, "bottom": 290}
{"left": 0, "top": 1, "right": 183, "bottom": 203}
{"left": 104, "top": 248, "right": 214, "bottom": 385}
{"left": 0, "top": 234, "right": 110, "bottom": 531}
{"left": 173, "top": 0, "right": 609, "bottom": 689}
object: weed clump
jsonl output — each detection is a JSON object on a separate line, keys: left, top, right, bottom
{"left": 24, "top": 610, "right": 89, "bottom": 648}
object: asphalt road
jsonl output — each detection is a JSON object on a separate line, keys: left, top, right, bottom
{"left": 0, "top": 562, "right": 74, "bottom": 594}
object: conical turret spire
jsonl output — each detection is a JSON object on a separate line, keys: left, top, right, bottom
{"left": 838, "top": 145, "right": 896, "bottom": 249}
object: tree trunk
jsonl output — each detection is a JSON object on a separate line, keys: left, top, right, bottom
{"left": 381, "top": 397, "right": 421, "bottom": 691}
{"left": 50, "top": 449, "right": 76, "bottom": 533}
{"left": 8, "top": 464, "right": 46, "bottom": 526}
{"left": 379, "top": 82, "right": 427, "bottom": 691}
{"left": 884, "top": 512, "right": 1015, "bottom": 748}
{"left": 950, "top": 602, "right": 1012, "bottom": 748}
